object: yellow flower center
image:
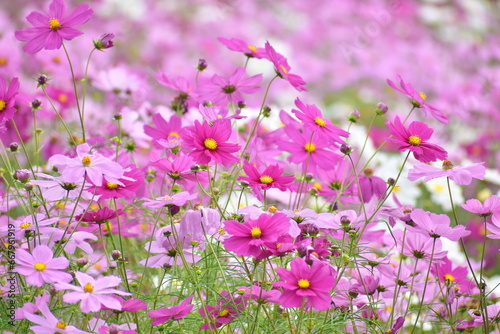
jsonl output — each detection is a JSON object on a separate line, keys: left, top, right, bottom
{"left": 53, "top": 56, "right": 61, "bottom": 64}
{"left": 433, "top": 184, "right": 444, "bottom": 193}
{"left": 218, "top": 309, "right": 229, "bottom": 317}
{"left": 55, "top": 202, "right": 65, "bottom": 209}
{"left": 34, "top": 263, "right": 47, "bottom": 271}
{"left": 248, "top": 45, "right": 257, "bottom": 53}
{"left": 0, "top": 100, "right": 6, "bottom": 111}
{"left": 20, "top": 222, "right": 32, "bottom": 229}
{"left": 444, "top": 274, "right": 455, "bottom": 282}
{"left": 81, "top": 156, "right": 92, "bottom": 166}
{"left": 298, "top": 279, "right": 310, "bottom": 288}
{"left": 250, "top": 226, "right": 262, "bottom": 238}
{"left": 107, "top": 182, "right": 119, "bottom": 189}
{"left": 169, "top": 131, "right": 180, "bottom": 138}
{"left": 204, "top": 138, "right": 218, "bottom": 150}
{"left": 58, "top": 94, "right": 68, "bottom": 103}
{"left": 442, "top": 160, "right": 454, "bottom": 170}
{"left": 304, "top": 143, "right": 316, "bottom": 152}
{"left": 279, "top": 65, "right": 289, "bottom": 75}
{"left": 314, "top": 117, "right": 326, "bottom": 127}
{"left": 56, "top": 320, "right": 66, "bottom": 329}
{"left": 408, "top": 135, "right": 421, "bottom": 145}
{"left": 0, "top": 58, "right": 6, "bottom": 66}
{"left": 267, "top": 206, "right": 277, "bottom": 213}
{"left": 259, "top": 175, "right": 274, "bottom": 184}
{"left": 83, "top": 282, "right": 94, "bottom": 292}
{"left": 313, "top": 182, "right": 322, "bottom": 191}
{"left": 49, "top": 18, "right": 61, "bottom": 30}
{"left": 419, "top": 92, "right": 427, "bottom": 100}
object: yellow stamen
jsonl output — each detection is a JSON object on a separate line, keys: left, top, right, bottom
{"left": 20, "top": 222, "right": 32, "bottom": 229}
{"left": 304, "top": 143, "right": 316, "bottom": 152}
{"left": 0, "top": 100, "right": 6, "bottom": 111}
{"left": 218, "top": 227, "right": 226, "bottom": 235}
{"left": 107, "top": 182, "right": 119, "bottom": 189}
{"left": 259, "top": 175, "right": 274, "bottom": 184}
{"left": 56, "top": 320, "right": 66, "bottom": 329}
{"left": 169, "top": 131, "right": 180, "bottom": 138}
{"left": 218, "top": 309, "right": 229, "bottom": 317}
{"left": 0, "top": 58, "right": 7, "bottom": 66}
{"left": 34, "top": 263, "right": 47, "bottom": 271}
{"left": 267, "top": 206, "right": 277, "bottom": 213}
{"left": 433, "top": 184, "right": 444, "bottom": 192}
{"left": 278, "top": 65, "right": 289, "bottom": 75}
{"left": 314, "top": 117, "right": 326, "bottom": 127}
{"left": 83, "top": 282, "right": 94, "bottom": 292}
{"left": 248, "top": 45, "right": 257, "bottom": 53}
{"left": 313, "top": 182, "right": 322, "bottom": 191}
{"left": 55, "top": 202, "right": 65, "bottom": 209}
{"left": 298, "top": 279, "right": 310, "bottom": 288}
{"left": 204, "top": 138, "right": 217, "bottom": 150}
{"left": 53, "top": 56, "right": 61, "bottom": 64}
{"left": 444, "top": 274, "right": 455, "bottom": 282}
{"left": 49, "top": 18, "right": 61, "bottom": 30}
{"left": 419, "top": 92, "right": 427, "bottom": 100}
{"left": 81, "top": 156, "right": 92, "bottom": 166}
{"left": 58, "top": 94, "right": 68, "bottom": 103}
{"left": 408, "top": 135, "right": 421, "bottom": 145}
{"left": 250, "top": 226, "right": 262, "bottom": 238}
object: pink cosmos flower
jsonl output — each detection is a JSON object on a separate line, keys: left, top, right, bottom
{"left": 148, "top": 295, "right": 194, "bottom": 325}
{"left": 150, "top": 153, "right": 208, "bottom": 190}
{"left": 143, "top": 113, "right": 183, "bottom": 149}
{"left": 97, "top": 323, "right": 138, "bottom": 334}
{"left": 199, "top": 292, "right": 246, "bottom": 329}
{"left": 239, "top": 160, "right": 295, "bottom": 200}
{"left": 141, "top": 191, "right": 197, "bottom": 208}
{"left": 15, "top": 245, "right": 72, "bottom": 287}
{"left": 264, "top": 41, "right": 307, "bottom": 92}
{"left": 277, "top": 125, "right": 341, "bottom": 173}
{"left": 24, "top": 298, "right": 91, "bottom": 334}
{"left": 199, "top": 104, "right": 245, "bottom": 122}
{"left": 217, "top": 37, "right": 267, "bottom": 58}
{"left": 15, "top": 0, "right": 94, "bottom": 54}
{"left": 198, "top": 67, "right": 262, "bottom": 106}
{"left": 223, "top": 213, "right": 291, "bottom": 259}
{"left": 182, "top": 119, "right": 240, "bottom": 167}
{"left": 461, "top": 195, "right": 500, "bottom": 216}
{"left": 408, "top": 208, "right": 470, "bottom": 241}
{"left": 387, "top": 75, "right": 449, "bottom": 124}
{"left": 431, "top": 256, "right": 470, "bottom": 291}
{"left": 0, "top": 76, "right": 20, "bottom": 124}
{"left": 55, "top": 271, "right": 131, "bottom": 313}
{"left": 76, "top": 207, "right": 118, "bottom": 224}
{"left": 291, "top": 98, "right": 349, "bottom": 144}
{"left": 275, "top": 257, "right": 335, "bottom": 311}
{"left": 358, "top": 168, "right": 387, "bottom": 203}
{"left": 386, "top": 116, "right": 447, "bottom": 163}
{"left": 49, "top": 143, "right": 124, "bottom": 186}
{"left": 408, "top": 160, "right": 485, "bottom": 185}
{"left": 11, "top": 213, "right": 58, "bottom": 239}
{"left": 31, "top": 172, "right": 92, "bottom": 201}
{"left": 89, "top": 165, "right": 144, "bottom": 200}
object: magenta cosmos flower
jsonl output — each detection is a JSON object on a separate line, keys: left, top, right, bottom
{"left": 386, "top": 116, "right": 447, "bottom": 163}
{"left": 218, "top": 37, "right": 267, "bottom": 58}
{"left": 148, "top": 295, "right": 194, "bottom": 325}
{"left": 15, "top": 0, "right": 94, "bottom": 54}
{"left": 199, "top": 291, "right": 246, "bottom": 330}
{"left": 408, "top": 160, "right": 485, "bottom": 185}
{"left": 223, "top": 212, "right": 291, "bottom": 259}
{"left": 182, "top": 119, "right": 240, "bottom": 167}
{"left": 0, "top": 76, "right": 20, "bottom": 124}
{"left": 198, "top": 67, "right": 262, "bottom": 106}
{"left": 264, "top": 41, "right": 307, "bottom": 92}
{"left": 387, "top": 75, "right": 449, "bottom": 124}
{"left": 55, "top": 271, "right": 130, "bottom": 313}
{"left": 291, "top": 97, "right": 349, "bottom": 145}
{"left": 15, "top": 245, "right": 72, "bottom": 287}
{"left": 239, "top": 160, "right": 295, "bottom": 200}
{"left": 275, "top": 257, "right": 335, "bottom": 311}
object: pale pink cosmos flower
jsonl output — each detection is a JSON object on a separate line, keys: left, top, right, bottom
{"left": 11, "top": 213, "right": 58, "bottom": 239}
{"left": 461, "top": 195, "right": 500, "bottom": 217}
{"left": 55, "top": 271, "right": 131, "bottom": 313}
{"left": 15, "top": 0, "right": 94, "bottom": 54}
{"left": 408, "top": 208, "right": 470, "bottom": 241}
{"left": 141, "top": 191, "right": 197, "bottom": 208}
{"left": 15, "top": 245, "right": 72, "bottom": 287}
{"left": 31, "top": 172, "right": 93, "bottom": 200}
{"left": 24, "top": 297, "right": 91, "bottom": 333}
{"left": 408, "top": 160, "right": 485, "bottom": 185}
{"left": 48, "top": 143, "right": 124, "bottom": 186}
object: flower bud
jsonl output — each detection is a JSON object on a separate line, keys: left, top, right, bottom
{"left": 9, "top": 142, "right": 19, "bottom": 152}
{"left": 262, "top": 105, "right": 271, "bottom": 118}
{"left": 190, "top": 164, "right": 200, "bottom": 172}
{"left": 197, "top": 58, "right": 208, "bottom": 71}
{"left": 340, "top": 215, "right": 351, "bottom": 226}
{"left": 36, "top": 74, "right": 49, "bottom": 87}
{"left": 24, "top": 182, "right": 34, "bottom": 191}
{"left": 30, "top": 99, "right": 42, "bottom": 110}
{"left": 375, "top": 102, "right": 388, "bottom": 115}
{"left": 14, "top": 169, "right": 30, "bottom": 182}
{"left": 240, "top": 180, "right": 250, "bottom": 188}
{"left": 348, "top": 109, "right": 360, "bottom": 123}
{"left": 111, "top": 250, "right": 122, "bottom": 260}
{"left": 237, "top": 101, "right": 246, "bottom": 109}
{"left": 76, "top": 258, "right": 88, "bottom": 267}
{"left": 340, "top": 144, "right": 353, "bottom": 155}
{"left": 93, "top": 33, "right": 115, "bottom": 50}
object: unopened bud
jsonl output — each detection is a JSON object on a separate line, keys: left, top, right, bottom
{"left": 348, "top": 109, "right": 361, "bottom": 123}
{"left": 340, "top": 144, "right": 352, "bottom": 155}
{"left": 196, "top": 58, "right": 208, "bottom": 71}
{"left": 190, "top": 164, "right": 200, "bottom": 172}
{"left": 240, "top": 180, "right": 250, "bottom": 188}
{"left": 76, "top": 258, "right": 88, "bottom": 267}
{"left": 9, "top": 142, "right": 19, "bottom": 152}
{"left": 30, "top": 99, "right": 42, "bottom": 110}
{"left": 375, "top": 102, "right": 388, "bottom": 115}
{"left": 14, "top": 169, "right": 30, "bottom": 182}
{"left": 111, "top": 250, "right": 122, "bottom": 260}
{"left": 36, "top": 74, "right": 49, "bottom": 87}
{"left": 24, "top": 183, "right": 34, "bottom": 191}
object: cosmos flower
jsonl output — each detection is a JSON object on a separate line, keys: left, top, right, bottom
{"left": 217, "top": 37, "right": 267, "bottom": 58}
{"left": 408, "top": 208, "right": 470, "bottom": 241}
{"left": 15, "top": 0, "right": 94, "bottom": 54}
{"left": 387, "top": 75, "right": 448, "bottom": 124}
{"left": 239, "top": 160, "right": 295, "bottom": 200}
{"left": 55, "top": 271, "right": 131, "bottom": 313}
{"left": 15, "top": 245, "right": 72, "bottom": 287}
{"left": 0, "top": 76, "right": 20, "bottom": 124}
{"left": 275, "top": 257, "right": 335, "bottom": 310}
{"left": 199, "top": 292, "right": 246, "bottom": 330}
{"left": 408, "top": 160, "right": 485, "bottom": 185}
{"left": 264, "top": 41, "right": 307, "bottom": 92}
{"left": 182, "top": 119, "right": 240, "bottom": 167}
{"left": 148, "top": 295, "right": 194, "bottom": 325}
{"left": 386, "top": 116, "right": 447, "bottom": 163}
